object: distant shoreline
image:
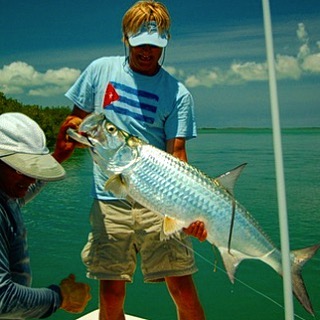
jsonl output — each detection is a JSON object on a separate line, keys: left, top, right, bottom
{"left": 198, "top": 127, "right": 320, "bottom": 133}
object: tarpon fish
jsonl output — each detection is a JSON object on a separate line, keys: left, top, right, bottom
{"left": 68, "top": 112, "right": 319, "bottom": 315}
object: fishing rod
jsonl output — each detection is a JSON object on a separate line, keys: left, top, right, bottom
{"left": 262, "top": 0, "right": 294, "bottom": 319}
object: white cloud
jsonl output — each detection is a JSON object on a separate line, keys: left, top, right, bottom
{"left": 0, "top": 62, "right": 40, "bottom": 87}
{"left": 275, "top": 55, "right": 302, "bottom": 79}
{"left": 174, "top": 23, "right": 320, "bottom": 89}
{"left": 0, "top": 85, "right": 24, "bottom": 95}
{"left": 185, "top": 70, "right": 221, "bottom": 88}
{"left": 298, "top": 43, "right": 311, "bottom": 60}
{"left": 29, "top": 86, "right": 71, "bottom": 97}
{"left": 231, "top": 62, "right": 268, "bottom": 81}
{"left": 296, "top": 23, "right": 309, "bottom": 43}
{"left": 43, "top": 68, "right": 81, "bottom": 86}
{"left": 2, "top": 24, "right": 320, "bottom": 97}
{"left": 185, "top": 75, "right": 202, "bottom": 88}
{"left": 301, "top": 53, "right": 320, "bottom": 73}
{"left": 0, "top": 61, "right": 80, "bottom": 97}
{"left": 163, "top": 66, "right": 186, "bottom": 79}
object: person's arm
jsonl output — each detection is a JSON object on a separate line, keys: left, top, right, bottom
{"left": 22, "top": 106, "right": 88, "bottom": 206}
{"left": 166, "top": 138, "right": 207, "bottom": 242}
{"left": 0, "top": 207, "right": 60, "bottom": 318}
{"left": 52, "top": 106, "right": 90, "bottom": 164}
{"left": 0, "top": 208, "right": 90, "bottom": 318}
{"left": 166, "top": 137, "right": 188, "bottom": 162}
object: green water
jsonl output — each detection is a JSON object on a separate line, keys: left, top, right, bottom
{"left": 23, "top": 129, "right": 320, "bottom": 320}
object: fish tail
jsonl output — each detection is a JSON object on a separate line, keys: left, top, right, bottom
{"left": 291, "top": 243, "right": 320, "bottom": 315}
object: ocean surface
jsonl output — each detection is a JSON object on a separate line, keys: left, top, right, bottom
{"left": 23, "top": 128, "right": 320, "bottom": 320}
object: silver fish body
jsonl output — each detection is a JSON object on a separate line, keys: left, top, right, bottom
{"left": 124, "top": 144, "right": 276, "bottom": 259}
{"left": 70, "top": 113, "right": 319, "bottom": 315}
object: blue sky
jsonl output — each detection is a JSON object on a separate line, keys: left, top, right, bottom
{"left": 1, "top": 0, "right": 320, "bottom": 127}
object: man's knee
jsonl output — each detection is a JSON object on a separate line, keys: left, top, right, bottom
{"left": 100, "top": 280, "right": 126, "bottom": 300}
{"left": 165, "top": 275, "right": 197, "bottom": 300}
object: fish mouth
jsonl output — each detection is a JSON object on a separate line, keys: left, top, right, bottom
{"left": 67, "top": 128, "right": 94, "bottom": 147}
{"left": 66, "top": 113, "right": 107, "bottom": 147}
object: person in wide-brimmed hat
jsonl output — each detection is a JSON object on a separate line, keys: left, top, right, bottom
{"left": 0, "top": 112, "right": 91, "bottom": 319}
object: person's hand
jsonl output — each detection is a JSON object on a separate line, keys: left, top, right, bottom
{"left": 183, "top": 221, "right": 207, "bottom": 242}
{"left": 52, "top": 115, "right": 84, "bottom": 163}
{"left": 59, "top": 274, "right": 91, "bottom": 313}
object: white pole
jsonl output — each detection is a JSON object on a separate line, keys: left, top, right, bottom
{"left": 261, "top": 0, "right": 294, "bottom": 319}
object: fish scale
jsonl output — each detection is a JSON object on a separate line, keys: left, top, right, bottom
{"left": 124, "top": 144, "right": 274, "bottom": 254}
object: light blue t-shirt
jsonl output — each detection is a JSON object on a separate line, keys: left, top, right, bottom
{"left": 66, "top": 56, "right": 197, "bottom": 200}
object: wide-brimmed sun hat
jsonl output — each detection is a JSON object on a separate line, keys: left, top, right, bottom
{"left": 0, "top": 112, "right": 65, "bottom": 181}
{"left": 128, "top": 21, "right": 168, "bottom": 48}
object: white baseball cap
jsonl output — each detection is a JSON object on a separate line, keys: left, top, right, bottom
{"left": 0, "top": 112, "right": 65, "bottom": 181}
{"left": 128, "top": 21, "right": 169, "bottom": 48}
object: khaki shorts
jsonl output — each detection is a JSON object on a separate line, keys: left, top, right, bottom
{"left": 81, "top": 199, "right": 197, "bottom": 282}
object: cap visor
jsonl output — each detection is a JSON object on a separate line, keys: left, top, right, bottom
{"left": 128, "top": 32, "right": 168, "bottom": 48}
{"left": 0, "top": 149, "right": 15, "bottom": 157}
{"left": 1, "top": 153, "right": 65, "bottom": 181}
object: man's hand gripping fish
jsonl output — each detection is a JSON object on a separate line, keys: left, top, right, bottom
{"left": 68, "top": 112, "right": 319, "bottom": 315}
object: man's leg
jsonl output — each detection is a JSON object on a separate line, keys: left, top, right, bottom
{"left": 165, "top": 275, "right": 205, "bottom": 320}
{"left": 99, "top": 280, "right": 126, "bottom": 320}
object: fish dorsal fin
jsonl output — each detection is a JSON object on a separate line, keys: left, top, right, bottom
{"left": 105, "top": 174, "right": 128, "bottom": 198}
{"left": 214, "top": 163, "right": 247, "bottom": 196}
{"left": 163, "top": 215, "right": 186, "bottom": 236}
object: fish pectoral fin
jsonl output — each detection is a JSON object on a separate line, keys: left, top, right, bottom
{"left": 214, "top": 163, "right": 247, "bottom": 196}
{"left": 163, "top": 215, "right": 186, "bottom": 236}
{"left": 104, "top": 174, "right": 128, "bottom": 198}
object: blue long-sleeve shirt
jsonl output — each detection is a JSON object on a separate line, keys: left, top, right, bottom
{"left": 0, "top": 184, "right": 61, "bottom": 319}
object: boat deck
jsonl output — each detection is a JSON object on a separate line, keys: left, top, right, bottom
{"left": 77, "top": 309, "right": 147, "bottom": 320}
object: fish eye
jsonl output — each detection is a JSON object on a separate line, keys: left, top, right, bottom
{"left": 105, "top": 123, "right": 117, "bottom": 134}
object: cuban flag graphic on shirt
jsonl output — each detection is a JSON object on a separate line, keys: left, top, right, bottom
{"left": 103, "top": 82, "right": 158, "bottom": 124}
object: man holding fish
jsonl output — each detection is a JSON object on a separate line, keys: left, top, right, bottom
{"left": 54, "top": 1, "right": 207, "bottom": 319}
